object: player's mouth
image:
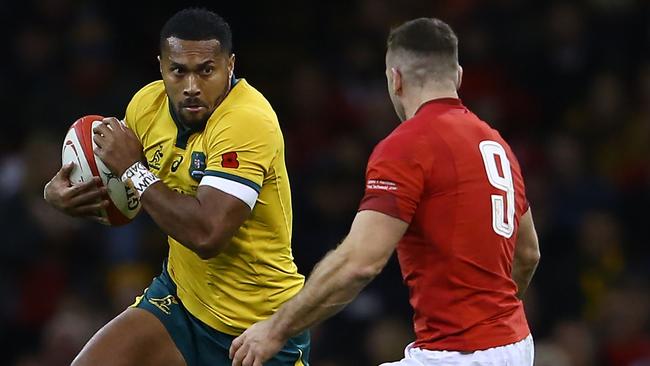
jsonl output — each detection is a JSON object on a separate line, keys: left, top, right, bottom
{"left": 183, "top": 106, "right": 205, "bottom": 113}
{"left": 181, "top": 99, "right": 208, "bottom": 113}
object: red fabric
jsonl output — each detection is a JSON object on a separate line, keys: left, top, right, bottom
{"left": 359, "top": 98, "right": 530, "bottom": 351}
{"left": 221, "top": 152, "right": 240, "bottom": 168}
{"left": 606, "top": 339, "right": 650, "bottom": 366}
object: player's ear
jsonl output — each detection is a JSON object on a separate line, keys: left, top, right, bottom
{"left": 456, "top": 65, "right": 463, "bottom": 91}
{"left": 391, "top": 67, "right": 403, "bottom": 96}
{"left": 228, "top": 54, "right": 236, "bottom": 78}
{"left": 157, "top": 55, "right": 162, "bottom": 75}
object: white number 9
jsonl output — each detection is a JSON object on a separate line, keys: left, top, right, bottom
{"left": 479, "top": 141, "right": 515, "bottom": 238}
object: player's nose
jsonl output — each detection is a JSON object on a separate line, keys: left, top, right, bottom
{"left": 183, "top": 74, "right": 201, "bottom": 97}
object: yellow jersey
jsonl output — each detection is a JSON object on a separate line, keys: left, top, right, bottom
{"left": 124, "top": 79, "right": 304, "bottom": 335}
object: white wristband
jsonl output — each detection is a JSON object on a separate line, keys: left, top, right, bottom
{"left": 121, "top": 161, "right": 160, "bottom": 197}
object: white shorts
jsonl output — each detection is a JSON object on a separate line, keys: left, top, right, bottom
{"left": 379, "top": 334, "right": 534, "bottom": 366}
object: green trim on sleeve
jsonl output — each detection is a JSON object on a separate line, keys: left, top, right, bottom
{"left": 203, "top": 170, "right": 261, "bottom": 193}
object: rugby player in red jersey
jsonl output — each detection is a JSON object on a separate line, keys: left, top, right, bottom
{"left": 230, "top": 17, "right": 540, "bottom": 366}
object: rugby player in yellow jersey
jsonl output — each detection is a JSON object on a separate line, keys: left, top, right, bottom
{"left": 43, "top": 8, "right": 309, "bottom": 366}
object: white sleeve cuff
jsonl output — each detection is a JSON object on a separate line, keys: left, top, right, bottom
{"left": 199, "top": 175, "right": 258, "bottom": 209}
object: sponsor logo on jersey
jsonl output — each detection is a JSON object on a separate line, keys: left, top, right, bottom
{"left": 366, "top": 179, "right": 398, "bottom": 191}
{"left": 171, "top": 155, "right": 184, "bottom": 172}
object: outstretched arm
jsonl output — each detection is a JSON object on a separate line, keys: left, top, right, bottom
{"left": 229, "top": 210, "right": 408, "bottom": 366}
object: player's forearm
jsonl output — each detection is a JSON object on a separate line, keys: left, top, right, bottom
{"left": 141, "top": 183, "right": 225, "bottom": 258}
{"left": 270, "top": 243, "right": 380, "bottom": 339}
{"left": 511, "top": 209, "right": 540, "bottom": 299}
{"left": 512, "top": 257, "right": 539, "bottom": 299}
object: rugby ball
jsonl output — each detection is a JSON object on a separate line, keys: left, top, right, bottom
{"left": 61, "top": 115, "right": 141, "bottom": 226}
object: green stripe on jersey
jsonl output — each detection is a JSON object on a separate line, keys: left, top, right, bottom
{"left": 204, "top": 170, "right": 261, "bottom": 193}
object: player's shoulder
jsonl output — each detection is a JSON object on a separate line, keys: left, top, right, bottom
{"left": 124, "top": 80, "right": 166, "bottom": 132}
{"left": 127, "top": 80, "right": 165, "bottom": 117}
{"left": 226, "top": 79, "right": 276, "bottom": 120}
{"left": 231, "top": 79, "right": 271, "bottom": 104}
{"left": 385, "top": 112, "right": 433, "bottom": 146}
{"left": 131, "top": 80, "right": 166, "bottom": 105}
{"left": 208, "top": 79, "right": 279, "bottom": 134}
{"left": 372, "top": 121, "right": 428, "bottom": 162}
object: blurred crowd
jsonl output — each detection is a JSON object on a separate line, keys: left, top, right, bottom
{"left": 1, "top": 0, "right": 649, "bottom": 365}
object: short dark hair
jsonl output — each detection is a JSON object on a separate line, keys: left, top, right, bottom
{"left": 386, "top": 18, "right": 459, "bottom": 84}
{"left": 387, "top": 17, "right": 458, "bottom": 62}
{"left": 160, "top": 8, "right": 232, "bottom": 54}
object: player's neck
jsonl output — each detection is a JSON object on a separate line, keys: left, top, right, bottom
{"left": 405, "top": 89, "right": 459, "bottom": 119}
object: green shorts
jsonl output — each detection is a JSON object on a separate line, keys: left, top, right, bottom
{"left": 133, "top": 263, "right": 310, "bottom": 366}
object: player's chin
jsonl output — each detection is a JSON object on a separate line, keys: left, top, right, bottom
{"left": 180, "top": 109, "right": 210, "bottom": 126}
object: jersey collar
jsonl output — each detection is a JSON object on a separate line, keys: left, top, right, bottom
{"left": 415, "top": 97, "right": 463, "bottom": 116}
{"left": 168, "top": 74, "right": 241, "bottom": 149}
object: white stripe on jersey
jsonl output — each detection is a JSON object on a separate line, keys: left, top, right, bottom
{"left": 199, "top": 175, "right": 258, "bottom": 209}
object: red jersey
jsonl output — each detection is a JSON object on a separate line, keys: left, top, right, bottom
{"left": 359, "top": 98, "right": 530, "bottom": 351}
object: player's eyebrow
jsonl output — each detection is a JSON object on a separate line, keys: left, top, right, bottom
{"left": 197, "top": 60, "right": 216, "bottom": 66}
{"left": 169, "top": 59, "right": 215, "bottom": 69}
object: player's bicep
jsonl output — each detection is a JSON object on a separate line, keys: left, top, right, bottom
{"left": 343, "top": 210, "right": 408, "bottom": 271}
{"left": 358, "top": 157, "right": 425, "bottom": 223}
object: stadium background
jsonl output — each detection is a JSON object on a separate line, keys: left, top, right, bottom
{"left": 1, "top": 0, "right": 649, "bottom": 365}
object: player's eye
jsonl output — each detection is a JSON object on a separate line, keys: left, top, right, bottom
{"left": 202, "top": 66, "right": 214, "bottom": 75}
{"left": 170, "top": 66, "right": 185, "bottom": 75}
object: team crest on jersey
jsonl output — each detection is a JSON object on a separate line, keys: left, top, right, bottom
{"left": 147, "top": 295, "right": 178, "bottom": 315}
{"left": 189, "top": 151, "right": 206, "bottom": 181}
{"left": 148, "top": 144, "right": 164, "bottom": 170}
